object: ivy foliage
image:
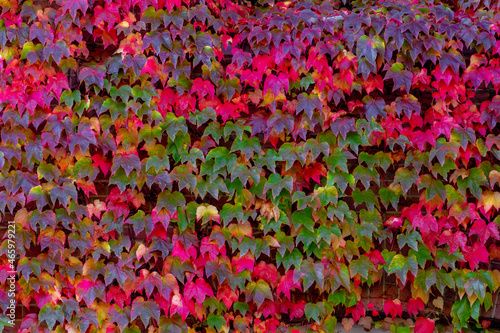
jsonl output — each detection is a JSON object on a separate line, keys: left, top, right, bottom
{"left": 1, "top": 0, "right": 500, "bottom": 332}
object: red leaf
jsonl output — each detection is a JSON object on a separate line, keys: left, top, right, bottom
{"left": 346, "top": 301, "right": 365, "bottom": 323}
{"left": 93, "top": 3, "right": 121, "bottom": 32}
{"left": 385, "top": 216, "right": 403, "bottom": 228}
{"left": 366, "top": 250, "right": 386, "bottom": 266}
{"left": 407, "top": 298, "right": 425, "bottom": 316}
{"left": 415, "top": 317, "right": 435, "bottom": 333}
{"left": 463, "top": 242, "right": 490, "bottom": 271}
{"left": 258, "top": 299, "right": 277, "bottom": 318}
{"left": 252, "top": 262, "right": 278, "bottom": 286}
{"left": 106, "top": 286, "right": 129, "bottom": 308}
{"left": 191, "top": 78, "right": 215, "bottom": 99}
{"left": 438, "top": 230, "right": 467, "bottom": 254}
{"left": 302, "top": 162, "right": 327, "bottom": 184}
{"left": 232, "top": 252, "right": 255, "bottom": 274}
{"left": 412, "top": 129, "right": 436, "bottom": 151}
{"left": 410, "top": 212, "right": 438, "bottom": 234}
{"left": 263, "top": 73, "right": 289, "bottom": 97}
{"left": 170, "top": 294, "right": 190, "bottom": 321}
{"left": 383, "top": 299, "right": 403, "bottom": 319}
{"left": 217, "top": 283, "right": 238, "bottom": 310}
{"left": 184, "top": 279, "right": 214, "bottom": 305}
{"left": 470, "top": 219, "right": 500, "bottom": 243}
{"left": 287, "top": 299, "right": 306, "bottom": 320}
{"left": 364, "top": 74, "right": 384, "bottom": 94}
{"left": 277, "top": 270, "right": 302, "bottom": 300}
{"left": 60, "top": 0, "right": 89, "bottom": 19}
{"left": 171, "top": 241, "right": 197, "bottom": 263}
{"left": 200, "top": 237, "right": 226, "bottom": 261}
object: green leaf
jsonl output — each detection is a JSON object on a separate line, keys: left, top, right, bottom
{"left": 207, "top": 314, "right": 226, "bottom": 331}
{"left": 353, "top": 165, "right": 380, "bottom": 189}
{"left": 352, "top": 188, "right": 379, "bottom": 211}
{"left": 379, "top": 186, "right": 402, "bottom": 210}
{"left": 245, "top": 279, "right": 273, "bottom": 307}
{"left": 323, "top": 316, "right": 338, "bottom": 333}
{"left": 456, "top": 167, "right": 487, "bottom": 200}
{"left": 220, "top": 203, "right": 244, "bottom": 226}
{"left": 157, "top": 191, "right": 185, "bottom": 214}
{"left": 397, "top": 230, "right": 422, "bottom": 251}
{"left": 386, "top": 254, "right": 418, "bottom": 285}
{"left": 451, "top": 297, "right": 471, "bottom": 330}
{"left": 349, "top": 256, "right": 375, "bottom": 279}
{"left": 263, "top": 174, "right": 293, "bottom": 198}
{"left": 304, "top": 302, "right": 321, "bottom": 323}
{"left": 393, "top": 168, "right": 418, "bottom": 195}
{"left": 292, "top": 207, "right": 315, "bottom": 232}
{"left": 39, "top": 304, "right": 64, "bottom": 330}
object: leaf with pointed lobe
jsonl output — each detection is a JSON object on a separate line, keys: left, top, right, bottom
{"left": 356, "top": 35, "right": 385, "bottom": 66}
{"left": 296, "top": 93, "right": 323, "bottom": 119}
{"left": 363, "top": 96, "right": 386, "bottom": 120}
{"left": 79, "top": 66, "right": 106, "bottom": 89}
{"left": 263, "top": 174, "right": 293, "bottom": 198}
{"left": 60, "top": 0, "right": 89, "bottom": 19}
{"left": 385, "top": 63, "right": 412, "bottom": 93}
{"left": 184, "top": 279, "right": 214, "bottom": 305}
{"left": 415, "top": 317, "right": 435, "bottom": 333}
{"left": 470, "top": 219, "right": 500, "bottom": 243}
{"left": 130, "top": 297, "right": 160, "bottom": 327}
{"left": 463, "top": 242, "right": 489, "bottom": 271}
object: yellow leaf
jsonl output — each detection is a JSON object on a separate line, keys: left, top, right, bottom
{"left": 136, "top": 243, "right": 149, "bottom": 260}
{"left": 411, "top": 284, "right": 429, "bottom": 304}
{"left": 432, "top": 296, "right": 444, "bottom": 309}
{"left": 479, "top": 190, "right": 500, "bottom": 212}
{"left": 196, "top": 205, "right": 219, "bottom": 221}
{"left": 468, "top": 293, "right": 478, "bottom": 305}
{"left": 491, "top": 270, "right": 500, "bottom": 291}
{"left": 228, "top": 221, "right": 252, "bottom": 242}
{"left": 490, "top": 170, "right": 500, "bottom": 188}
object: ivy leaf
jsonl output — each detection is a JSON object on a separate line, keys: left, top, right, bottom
{"left": 304, "top": 302, "right": 322, "bottom": 323}
{"left": 157, "top": 191, "right": 185, "bottom": 214}
{"left": 79, "top": 66, "right": 106, "bottom": 89}
{"left": 184, "top": 279, "right": 215, "bottom": 305}
{"left": 386, "top": 254, "right": 418, "bottom": 285}
{"left": 349, "top": 256, "right": 375, "bottom": 280}
{"left": 397, "top": 231, "right": 422, "bottom": 252}
{"left": 385, "top": 63, "right": 412, "bottom": 93}
{"left": 50, "top": 183, "right": 78, "bottom": 206}
{"left": 254, "top": 150, "right": 282, "bottom": 173}
{"left": 415, "top": 317, "right": 435, "bottom": 333}
{"left": 352, "top": 188, "right": 379, "bottom": 211}
{"left": 470, "top": 219, "right": 500, "bottom": 243}
{"left": 130, "top": 297, "right": 160, "bottom": 326}
{"left": 296, "top": 93, "right": 323, "bottom": 119}
{"left": 207, "top": 314, "right": 226, "bottom": 331}
{"left": 61, "top": 0, "right": 89, "bottom": 19}
{"left": 245, "top": 279, "right": 273, "bottom": 308}
{"left": 356, "top": 35, "right": 384, "bottom": 66}
{"left": 456, "top": 167, "right": 487, "bottom": 200}
{"left": 263, "top": 174, "right": 293, "bottom": 198}
{"left": 363, "top": 96, "right": 386, "bottom": 120}
{"left": 39, "top": 304, "right": 64, "bottom": 330}
{"left": 395, "top": 95, "right": 421, "bottom": 117}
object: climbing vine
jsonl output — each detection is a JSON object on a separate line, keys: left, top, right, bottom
{"left": 1, "top": 0, "right": 500, "bottom": 332}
